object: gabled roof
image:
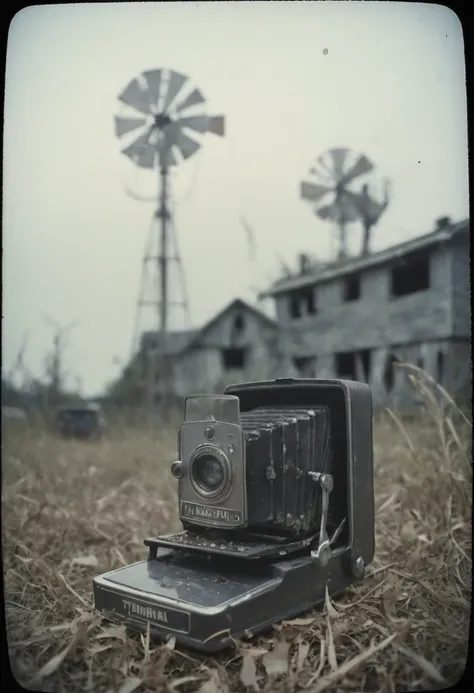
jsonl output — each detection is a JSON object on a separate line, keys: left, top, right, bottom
{"left": 140, "top": 329, "right": 199, "bottom": 356}
{"left": 184, "top": 298, "right": 277, "bottom": 351}
{"left": 262, "top": 217, "right": 469, "bottom": 297}
{"left": 140, "top": 299, "right": 277, "bottom": 357}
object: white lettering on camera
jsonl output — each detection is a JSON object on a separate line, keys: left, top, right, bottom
{"left": 183, "top": 502, "right": 231, "bottom": 522}
{"left": 122, "top": 599, "right": 169, "bottom": 623}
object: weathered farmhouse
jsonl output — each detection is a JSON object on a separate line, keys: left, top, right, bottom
{"left": 122, "top": 217, "right": 470, "bottom": 411}
{"left": 262, "top": 217, "right": 471, "bottom": 409}
{"left": 136, "top": 298, "right": 290, "bottom": 403}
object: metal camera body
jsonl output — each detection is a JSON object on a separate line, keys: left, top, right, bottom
{"left": 173, "top": 393, "right": 337, "bottom": 544}
{"left": 93, "top": 378, "right": 374, "bottom": 652}
{"left": 174, "top": 395, "right": 248, "bottom": 530}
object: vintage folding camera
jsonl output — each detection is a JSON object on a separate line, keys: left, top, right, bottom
{"left": 93, "top": 378, "right": 374, "bottom": 652}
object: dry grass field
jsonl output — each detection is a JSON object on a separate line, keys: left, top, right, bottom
{"left": 3, "top": 370, "right": 472, "bottom": 693}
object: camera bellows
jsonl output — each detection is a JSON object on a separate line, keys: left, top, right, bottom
{"left": 240, "top": 406, "right": 331, "bottom": 535}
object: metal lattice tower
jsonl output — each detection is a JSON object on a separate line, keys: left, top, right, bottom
{"left": 129, "top": 187, "right": 191, "bottom": 402}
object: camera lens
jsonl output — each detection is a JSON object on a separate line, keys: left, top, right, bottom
{"left": 193, "top": 454, "right": 225, "bottom": 492}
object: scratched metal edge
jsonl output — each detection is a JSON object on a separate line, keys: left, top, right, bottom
{"left": 93, "top": 561, "right": 283, "bottom": 615}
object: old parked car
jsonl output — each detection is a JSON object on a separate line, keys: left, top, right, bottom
{"left": 2, "top": 405, "right": 28, "bottom": 431}
{"left": 2, "top": 405, "right": 28, "bottom": 422}
{"left": 56, "top": 402, "right": 106, "bottom": 440}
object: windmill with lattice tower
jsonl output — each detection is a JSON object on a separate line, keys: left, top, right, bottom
{"left": 114, "top": 68, "right": 225, "bottom": 410}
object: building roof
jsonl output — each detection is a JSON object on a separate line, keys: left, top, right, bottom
{"left": 185, "top": 298, "right": 277, "bottom": 351}
{"left": 261, "top": 217, "right": 469, "bottom": 298}
{"left": 140, "top": 329, "right": 200, "bottom": 356}
{"left": 140, "top": 299, "right": 277, "bottom": 357}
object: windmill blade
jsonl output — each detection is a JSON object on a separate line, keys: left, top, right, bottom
{"left": 316, "top": 196, "right": 360, "bottom": 224}
{"left": 309, "top": 165, "right": 335, "bottom": 184}
{"left": 175, "top": 88, "right": 205, "bottom": 113}
{"left": 175, "top": 131, "right": 201, "bottom": 160}
{"left": 316, "top": 203, "right": 338, "bottom": 221}
{"left": 300, "top": 181, "right": 334, "bottom": 203}
{"left": 164, "top": 147, "right": 178, "bottom": 167}
{"left": 328, "top": 148, "right": 351, "bottom": 182}
{"left": 114, "top": 115, "right": 147, "bottom": 138}
{"left": 161, "top": 70, "right": 188, "bottom": 112}
{"left": 339, "top": 190, "right": 363, "bottom": 223}
{"left": 208, "top": 115, "right": 225, "bottom": 136}
{"left": 341, "top": 153, "right": 374, "bottom": 185}
{"left": 143, "top": 69, "right": 163, "bottom": 109}
{"left": 156, "top": 121, "right": 184, "bottom": 165}
{"left": 135, "top": 146, "right": 157, "bottom": 169}
{"left": 160, "top": 121, "right": 181, "bottom": 148}
{"left": 118, "top": 78, "right": 151, "bottom": 115}
{"left": 157, "top": 140, "right": 178, "bottom": 167}
{"left": 121, "top": 130, "right": 151, "bottom": 155}
{"left": 339, "top": 191, "right": 362, "bottom": 222}
{"left": 176, "top": 114, "right": 210, "bottom": 134}
{"left": 316, "top": 154, "right": 341, "bottom": 182}
{"left": 122, "top": 133, "right": 156, "bottom": 169}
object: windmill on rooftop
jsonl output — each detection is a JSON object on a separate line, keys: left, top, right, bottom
{"left": 300, "top": 147, "right": 391, "bottom": 259}
{"left": 114, "top": 68, "right": 225, "bottom": 411}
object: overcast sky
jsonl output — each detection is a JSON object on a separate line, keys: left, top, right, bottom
{"left": 3, "top": 2, "right": 468, "bottom": 396}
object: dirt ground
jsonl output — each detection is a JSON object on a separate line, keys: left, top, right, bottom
{"left": 3, "top": 375, "right": 472, "bottom": 692}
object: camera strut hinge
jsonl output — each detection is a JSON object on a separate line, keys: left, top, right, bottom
{"left": 308, "top": 472, "right": 334, "bottom": 567}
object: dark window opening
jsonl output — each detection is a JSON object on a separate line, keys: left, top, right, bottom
{"left": 390, "top": 251, "right": 430, "bottom": 298}
{"left": 360, "top": 349, "right": 371, "bottom": 382}
{"left": 343, "top": 275, "right": 361, "bottom": 302}
{"left": 234, "top": 313, "right": 245, "bottom": 331}
{"left": 335, "top": 349, "right": 372, "bottom": 382}
{"left": 222, "top": 348, "right": 246, "bottom": 370}
{"left": 288, "top": 288, "right": 317, "bottom": 319}
{"left": 293, "top": 356, "right": 316, "bottom": 377}
{"left": 303, "top": 289, "right": 316, "bottom": 315}
{"left": 437, "top": 351, "right": 445, "bottom": 383}
{"left": 335, "top": 352, "right": 356, "bottom": 380}
{"left": 416, "top": 356, "right": 424, "bottom": 370}
{"left": 383, "top": 354, "right": 399, "bottom": 392}
{"left": 289, "top": 296, "right": 301, "bottom": 319}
